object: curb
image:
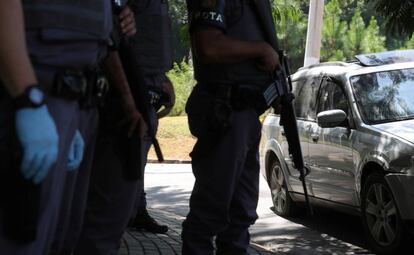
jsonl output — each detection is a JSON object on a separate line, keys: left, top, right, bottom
{"left": 147, "top": 159, "right": 192, "bottom": 164}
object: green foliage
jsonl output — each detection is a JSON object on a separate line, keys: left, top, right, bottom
{"left": 367, "top": 0, "right": 414, "bottom": 36}
{"left": 345, "top": 10, "right": 366, "bottom": 57}
{"left": 401, "top": 34, "right": 414, "bottom": 50}
{"left": 321, "top": 0, "right": 348, "bottom": 61}
{"left": 169, "top": 0, "right": 191, "bottom": 62}
{"left": 361, "top": 17, "right": 386, "bottom": 53}
{"left": 321, "top": 0, "right": 386, "bottom": 61}
{"left": 167, "top": 61, "right": 195, "bottom": 116}
{"left": 272, "top": 0, "right": 308, "bottom": 71}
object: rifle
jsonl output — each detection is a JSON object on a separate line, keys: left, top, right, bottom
{"left": 112, "top": 1, "right": 164, "bottom": 165}
{"left": 253, "top": 0, "right": 313, "bottom": 215}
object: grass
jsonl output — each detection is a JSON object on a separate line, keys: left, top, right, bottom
{"left": 148, "top": 112, "right": 268, "bottom": 161}
{"left": 148, "top": 116, "right": 196, "bottom": 161}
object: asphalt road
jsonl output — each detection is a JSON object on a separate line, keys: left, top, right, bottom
{"left": 144, "top": 164, "right": 375, "bottom": 255}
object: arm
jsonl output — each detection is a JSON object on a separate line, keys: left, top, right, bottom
{"left": 188, "top": 0, "right": 280, "bottom": 72}
{"left": 0, "top": 1, "right": 37, "bottom": 97}
{"left": 193, "top": 28, "right": 279, "bottom": 72}
{"left": 0, "top": 1, "right": 59, "bottom": 184}
{"left": 103, "top": 51, "right": 145, "bottom": 137}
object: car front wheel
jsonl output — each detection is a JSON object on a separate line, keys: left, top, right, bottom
{"left": 269, "top": 160, "right": 298, "bottom": 217}
{"left": 361, "top": 173, "right": 405, "bottom": 254}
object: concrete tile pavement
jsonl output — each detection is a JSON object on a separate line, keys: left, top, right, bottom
{"left": 119, "top": 208, "right": 277, "bottom": 255}
{"left": 119, "top": 163, "right": 372, "bottom": 255}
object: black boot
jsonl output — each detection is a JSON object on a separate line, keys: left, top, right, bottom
{"left": 132, "top": 211, "right": 168, "bottom": 234}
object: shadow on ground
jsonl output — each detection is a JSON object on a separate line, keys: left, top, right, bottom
{"left": 251, "top": 207, "right": 375, "bottom": 255}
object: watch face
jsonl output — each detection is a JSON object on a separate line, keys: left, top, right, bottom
{"left": 29, "top": 87, "right": 44, "bottom": 105}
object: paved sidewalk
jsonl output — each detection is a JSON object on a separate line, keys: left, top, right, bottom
{"left": 119, "top": 208, "right": 276, "bottom": 255}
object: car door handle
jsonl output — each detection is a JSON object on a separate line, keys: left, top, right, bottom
{"left": 311, "top": 134, "right": 319, "bottom": 142}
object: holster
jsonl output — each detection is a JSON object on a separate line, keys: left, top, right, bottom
{"left": 188, "top": 84, "right": 233, "bottom": 160}
{"left": 52, "top": 69, "right": 108, "bottom": 109}
{"left": 0, "top": 88, "right": 41, "bottom": 244}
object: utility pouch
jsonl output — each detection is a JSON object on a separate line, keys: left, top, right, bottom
{"left": 80, "top": 71, "right": 109, "bottom": 109}
{"left": 53, "top": 70, "right": 88, "bottom": 100}
{"left": 0, "top": 96, "right": 41, "bottom": 244}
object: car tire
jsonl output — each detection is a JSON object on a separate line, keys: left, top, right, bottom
{"left": 268, "top": 159, "right": 299, "bottom": 217}
{"left": 361, "top": 173, "right": 406, "bottom": 254}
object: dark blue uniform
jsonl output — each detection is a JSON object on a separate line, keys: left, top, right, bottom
{"left": 75, "top": 0, "right": 173, "bottom": 252}
{"left": 0, "top": 1, "right": 111, "bottom": 255}
{"left": 182, "top": 0, "right": 272, "bottom": 254}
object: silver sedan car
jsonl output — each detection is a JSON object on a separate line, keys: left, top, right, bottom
{"left": 260, "top": 50, "right": 414, "bottom": 254}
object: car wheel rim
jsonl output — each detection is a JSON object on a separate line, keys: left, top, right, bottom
{"left": 365, "top": 183, "right": 398, "bottom": 247}
{"left": 270, "top": 164, "right": 287, "bottom": 213}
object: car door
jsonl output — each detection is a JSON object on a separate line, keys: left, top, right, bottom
{"left": 280, "top": 77, "right": 317, "bottom": 194}
{"left": 307, "top": 77, "right": 356, "bottom": 205}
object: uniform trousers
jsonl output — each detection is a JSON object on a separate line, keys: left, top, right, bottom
{"left": 0, "top": 71, "right": 85, "bottom": 255}
{"left": 74, "top": 103, "right": 156, "bottom": 255}
{"left": 132, "top": 106, "right": 158, "bottom": 219}
{"left": 182, "top": 85, "right": 262, "bottom": 255}
{"left": 49, "top": 107, "right": 98, "bottom": 255}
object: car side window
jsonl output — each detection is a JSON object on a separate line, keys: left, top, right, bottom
{"left": 293, "top": 78, "right": 318, "bottom": 120}
{"left": 317, "top": 79, "right": 349, "bottom": 115}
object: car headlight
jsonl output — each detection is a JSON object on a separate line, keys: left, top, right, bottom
{"left": 400, "top": 156, "right": 414, "bottom": 176}
{"left": 403, "top": 156, "right": 414, "bottom": 175}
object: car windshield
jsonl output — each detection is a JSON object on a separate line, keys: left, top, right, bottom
{"left": 350, "top": 68, "right": 414, "bottom": 124}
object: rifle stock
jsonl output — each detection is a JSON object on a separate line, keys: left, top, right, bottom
{"left": 253, "top": 0, "right": 313, "bottom": 215}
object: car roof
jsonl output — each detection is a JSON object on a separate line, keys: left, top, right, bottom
{"left": 292, "top": 50, "right": 414, "bottom": 81}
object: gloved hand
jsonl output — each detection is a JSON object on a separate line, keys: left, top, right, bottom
{"left": 67, "top": 130, "right": 85, "bottom": 171}
{"left": 15, "top": 105, "right": 59, "bottom": 184}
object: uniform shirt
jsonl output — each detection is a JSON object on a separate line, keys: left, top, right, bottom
{"left": 187, "top": 0, "right": 227, "bottom": 33}
{"left": 186, "top": 0, "right": 273, "bottom": 87}
{"left": 24, "top": 0, "right": 112, "bottom": 69}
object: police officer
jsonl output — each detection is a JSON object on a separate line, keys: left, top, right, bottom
{"left": 74, "top": 1, "right": 175, "bottom": 252}
{"left": 129, "top": 0, "right": 175, "bottom": 234}
{"left": 182, "top": 0, "right": 280, "bottom": 254}
{"left": 73, "top": 2, "right": 150, "bottom": 254}
{"left": 48, "top": 6, "right": 139, "bottom": 255}
{"left": 0, "top": 1, "right": 113, "bottom": 255}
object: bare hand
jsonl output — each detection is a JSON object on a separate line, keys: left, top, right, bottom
{"left": 119, "top": 6, "right": 136, "bottom": 37}
{"left": 119, "top": 94, "right": 146, "bottom": 138}
{"left": 157, "top": 78, "right": 176, "bottom": 119}
{"left": 256, "top": 42, "right": 280, "bottom": 72}
{"left": 119, "top": 109, "right": 146, "bottom": 138}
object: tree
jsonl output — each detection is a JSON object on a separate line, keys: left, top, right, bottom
{"left": 345, "top": 10, "right": 366, "bottom": 58}
{"left": 321, "top": 0, "right": 348, "bottom": 61}
{"left": 367, "top": 0, "right": 414, "bottom": 36}
{"left": 272, "top": 0, "right": 308, "bottom": 71}
{"left": 361, "top": 17, "right": 386, "bottom": 53}
{"left": 402, "top": 34, "right": 414, "bottom": 50}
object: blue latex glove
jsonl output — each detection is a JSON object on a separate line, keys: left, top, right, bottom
{"left": 15, "top": 105, "right": 59, "bottom": 184}
{"left": 67, "top": 130, "right": 85, "bottom": 171}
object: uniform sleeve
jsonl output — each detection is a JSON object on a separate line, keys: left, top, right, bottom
{"left": 187, "top": 0, "right": 226, "bottom": 33}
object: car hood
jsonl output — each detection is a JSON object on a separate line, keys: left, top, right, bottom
{"left": 372, "top": 119, "right": 414, "bottom": 144}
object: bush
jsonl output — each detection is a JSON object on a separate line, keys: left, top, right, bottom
{"left": 167, "top": 60, "right": 195, "bottom": 116}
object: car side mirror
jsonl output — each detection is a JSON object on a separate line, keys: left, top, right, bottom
{"left": 317, "top": 110, "right": 347, "bottom": 128}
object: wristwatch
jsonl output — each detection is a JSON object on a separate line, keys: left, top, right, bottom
{"left": 14, "top": 85, "right": 46, "bottom": 109}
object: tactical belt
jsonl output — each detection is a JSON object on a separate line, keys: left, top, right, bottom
{"left": 200, "top": 83, "right": 268, "bottom": 114}
{"left": 35, "top": 65, "right": 108, "bottom": 108}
